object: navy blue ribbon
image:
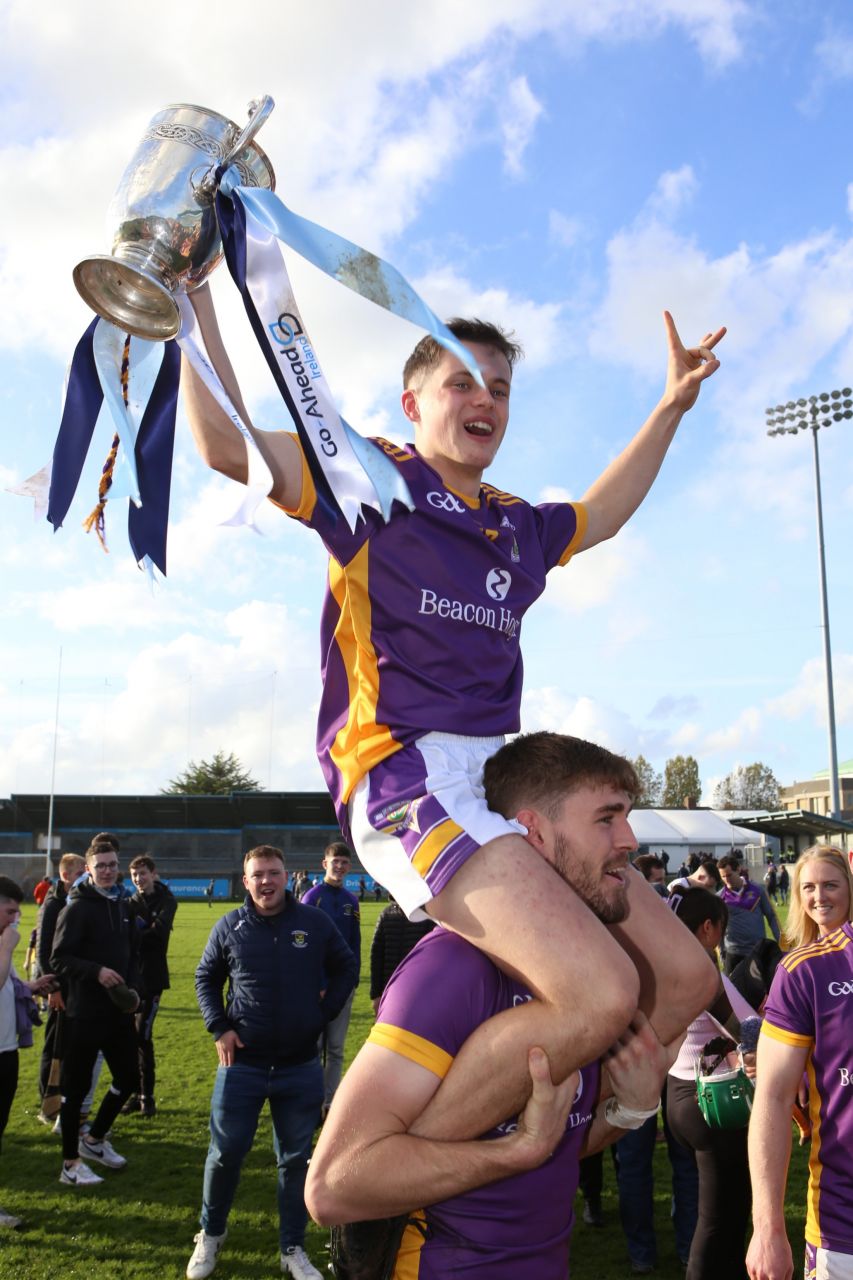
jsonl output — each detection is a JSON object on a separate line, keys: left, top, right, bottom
{"left": 47, "top": 315, "right": 180, "bottom": 575}
{"left": 47, "top": 317, "right": 102, "bottom": 531}
{"left": 127, "top": 339, "right": 181, "bottom": 574}
{"left": 215, "top": 184, "right": 339, "bottom": 526}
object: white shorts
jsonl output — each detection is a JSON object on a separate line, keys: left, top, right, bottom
{"left": 806, "top": 1243, "right": 853, "bottom": 1280}
{"left": 348, "top": 732, "right": 521, "bottom": 920}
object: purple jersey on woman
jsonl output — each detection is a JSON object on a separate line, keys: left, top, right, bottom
{"left": 279, "top": 436, "right": 585, "bottom": 832}
{"left": 369, "top": 928, "right": 600, "bottom": 1278}
{"left": 761, "top": 922, "right": 853, "bottom": 1255}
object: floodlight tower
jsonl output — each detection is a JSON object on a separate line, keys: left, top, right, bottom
{"left": 766, "top": 388, "right": 852, "bottom": 819}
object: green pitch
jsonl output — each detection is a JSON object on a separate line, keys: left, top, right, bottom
{"left": 1, "top": 900, "right": 807, "bottom": 1278}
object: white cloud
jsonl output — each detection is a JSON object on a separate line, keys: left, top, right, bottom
{"left": 648, "top": 164, "right": 698, "bottom": 217}
{"left": 543, "top": 529, "right": 649, "bottom": 614}
{"left": 521, "top": 686, "right": 640, "bottom": 755}
{"left": 700, "top": 705, "right": 762, "bottom": 755}
{"left": 766, "top": 653, "right": 853, "bottom": 726}
{"left": 549, "top": 211, "right": 585, "bottom": 250}
{"left": 813, "top": 30, "right": 853, "bottom": 82}
{"left": 500, "top": 76, "right": 545, "bottom": 177}
{"left": 0, "top": 599, "right": 324, "bottom": 796}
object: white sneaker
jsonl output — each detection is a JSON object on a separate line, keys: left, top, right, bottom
{"left": 186, "top": 1229, "right": 227, "bottom": 1279}
{"left": 281, "top": 1246, "right": 323, "bottom": 1279}
{"left": 59, "top": 1160, "right": 103, "bottom": 1186}
{"left": 0, "top": 1206, "right": 22, "bottom": 1228}
{"left": 79, "top": 1135, "right": 126, "bottom": 1169}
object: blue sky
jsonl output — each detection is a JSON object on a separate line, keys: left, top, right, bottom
{"left": 2, "top": 0, "right": 853, "bottom": 805}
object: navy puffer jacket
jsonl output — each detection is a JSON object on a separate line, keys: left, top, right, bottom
{"left": 195, "top": 891, "right": 357, "bottom": 1066}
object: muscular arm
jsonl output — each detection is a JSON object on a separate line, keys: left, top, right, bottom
{"left": 580, "top": 313, "right": 725, "bottom": 550}
{"left": 181, "top": 283, "right": 303, "bottom": 508}
{"left": 307, "top": 1042, "right": 574, "bottom": 1225}
{"left": 607, "top": 866, "right": 720, "bottom": 1042}
{"left": 746, "top": 1034, "right": 807, "bottom": 1280}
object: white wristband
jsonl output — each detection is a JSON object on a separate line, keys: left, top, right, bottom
{"left": 604, "top": 1096, "right": 660, "bottom": 1130}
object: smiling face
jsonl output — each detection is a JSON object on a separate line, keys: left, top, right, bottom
{"left": 131, "top": 864, "right": 155, "bottom": 895}
{"left": 798, "top": 858, "right": 851, "bottom": 937}
{"left": 546, "top": 785, "right": 638, "bottom": 924}
{"left": 402, "top": 342, "right": 512, "bottom": 496}
{"left": 323, "top": 851, "right": 351, "bottom": 887}
{"left": 243, "top": 854, "right": 287, "bottom": 916}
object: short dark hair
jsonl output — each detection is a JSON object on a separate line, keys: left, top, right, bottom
{"left": 243, "top": 844, "right": 285, "bottom": 872}
{"left": 668, "top": 886, "right": 728, "bottom": 935}
{"left": 634, "top": 853, "right": 665, "bottom": 881}
{"left": 86, "top": 841, "right": 118, "bottom": 863}
{"left": 324, "top": 841, "right": 352, "bottom": 862}
{"left": 93, "top": 831, "right": 120, "bottom": 852}
{"left": 129, "top": 855, "right": 156, "bottom": 874}
{"left": 402, "top": 318, "right": 523, "bottom": 389}
{"left": 484, "top": 732, "right": 639, "bottom": 821}
{"left": 0, "top": 875, "right": 23, "bottom": 904}
{"left": 696, "top": 857, "right": 722, "bottom": 888}
{"left": 717, "top": 854, "right": 741, "bottom": 872}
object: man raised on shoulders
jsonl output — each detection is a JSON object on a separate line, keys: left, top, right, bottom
{"left": 184, "top": 296, "right": 723, "bottom": 1139}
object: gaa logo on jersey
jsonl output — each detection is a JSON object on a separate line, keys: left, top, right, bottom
{"left": 486, "top": 568, "right": 512, "bottom": 600}
{"left": 290, "top": 930, "right": 308, "bottom": 949}
{"left": 373, "top": 800, "right": 412, "bottom": 833}
{"left": 427, "top": 491, "right": 467, "bottom": 514}
{"left": 828, "top": 980, "right": 853, "bottom": 997}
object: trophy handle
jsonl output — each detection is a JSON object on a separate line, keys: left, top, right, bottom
{"left": 224, "top": 96, "right": 275, "bottom": 167}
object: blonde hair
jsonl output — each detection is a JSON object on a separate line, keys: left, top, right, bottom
{"left": 783, "top": 845, "right": 853, "bottom": 950}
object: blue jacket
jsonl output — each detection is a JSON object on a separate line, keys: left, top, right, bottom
{"left": 301, "top": 881, "right": 361, "bottom": 973}
{"left": 195, "top": 891, "right": 358, "bottom": 1067}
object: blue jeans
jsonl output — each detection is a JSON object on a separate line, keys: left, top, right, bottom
{"left": 200, "top": 1058, "right": 323, "bottom": 1250}
{"left": 615, "top": 1107, "right": 698, "bottom": 1267}
{"left": 319, "top": 989, "right": 355, "bottom": 1106}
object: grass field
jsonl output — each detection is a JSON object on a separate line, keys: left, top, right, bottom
{"left": 0, "top": 899, "right": 808, "bottom": 1278}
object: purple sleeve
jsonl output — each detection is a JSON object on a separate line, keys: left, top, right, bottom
{"left": 763, "top": 957, "right": 815, "bottom": 1042}
{"left": 533, "top": 501, "right": 586, "bottom": 570}
{"left": 375, "top": 931, "right": 503, "bottom": 1063}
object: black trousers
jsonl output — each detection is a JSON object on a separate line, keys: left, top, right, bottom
{"left": 134, "top": 992, "right": 161, "bottom": 1097}
{"left": 666, "top": 1075, "right": 750, "bottom": 1280}
{"left": 0, "top": 1049, "right": 19, "bottom": 1154}
{"left": 39, "top": 1006, "right": 62, "bottom": 1098}
{"left": 59, "top": 1015, "right": 137, "bottom": 1161}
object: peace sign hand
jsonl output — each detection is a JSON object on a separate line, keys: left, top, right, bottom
{"left": 663, "top": 310, "right": 726, "bottom": 413}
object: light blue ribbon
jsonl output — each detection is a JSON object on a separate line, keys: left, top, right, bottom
{"left": 221, "top": 170, "right": 485, "bottom": 389}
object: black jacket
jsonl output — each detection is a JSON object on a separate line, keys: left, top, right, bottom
{"left": 50, "top": 879, "right": 139, "bottom": 1020}
{"left": 369, "top": 902, "right": 435, "bottom": 1000}
{"left": 36, "top": 880, "right": 69, "bottom": 979}
{"left": 195, "top": 892, "right": 358, "bottom": 1067}
{"left": 128, "top": 881, "right": 178, "bottom": 994}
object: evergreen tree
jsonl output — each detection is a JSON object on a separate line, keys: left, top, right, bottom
{"left": 162, "top": 750, "right": 262, "bottom": 795}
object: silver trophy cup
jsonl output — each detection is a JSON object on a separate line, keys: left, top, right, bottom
{"left": 74, "top": 97, "right": 276, "bottom": 341}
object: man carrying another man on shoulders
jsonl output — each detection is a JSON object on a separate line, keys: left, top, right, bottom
{"left": 307, "top": 733, "right": 719, "bottom": 1278}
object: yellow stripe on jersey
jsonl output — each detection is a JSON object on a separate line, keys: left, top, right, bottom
{"left": 804, "top": 1055, "right": 826, "bottom": 1247}
{"left": 558, "top": 502, "right": 588, "bottom": 566}
{"left": 269, "top": 432, "right": 317, "bottom": 520}
{"left": 368, "top": 1024, "right": 453, "bottom": 1079}
{"left": 761, "top": 1021, "right": 813, "bottom": 1050}
{"left": 393, "top": 1210, "right": 428, "bottom": 1279}
{"left": 411, "top": 817, "right": 466, "bottom": 878}
{"left": 327, "top": 543, "right": 402, "bottom": 804}
{"left": 782, "top": 928, "right": 852, "bottom": 976}
{"left": 481, "top": 483, "right": 527, "bottom": 507}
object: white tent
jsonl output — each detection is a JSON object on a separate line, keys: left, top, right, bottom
{"left": 630, "top": 808, "right": 765, "bottom": 864}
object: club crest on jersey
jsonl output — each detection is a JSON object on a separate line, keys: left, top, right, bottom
{"left": 291, "top": 930, "right": 308, "bottom": 948}
{"left": 373, "top": 800, "right": 412, "bottom": 834}
{"left": 500, "top": 515, "right": 521, "bottom": 562}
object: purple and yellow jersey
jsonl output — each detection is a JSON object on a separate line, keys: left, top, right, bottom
{"left": 762, "top": 922, "right": 853, "bottom": 1254}
{"left": 369, "top": 929, "right": 600, "bottom": 1278}
{"left": 277, "top": 437, "right": 586, "bottom": 828}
